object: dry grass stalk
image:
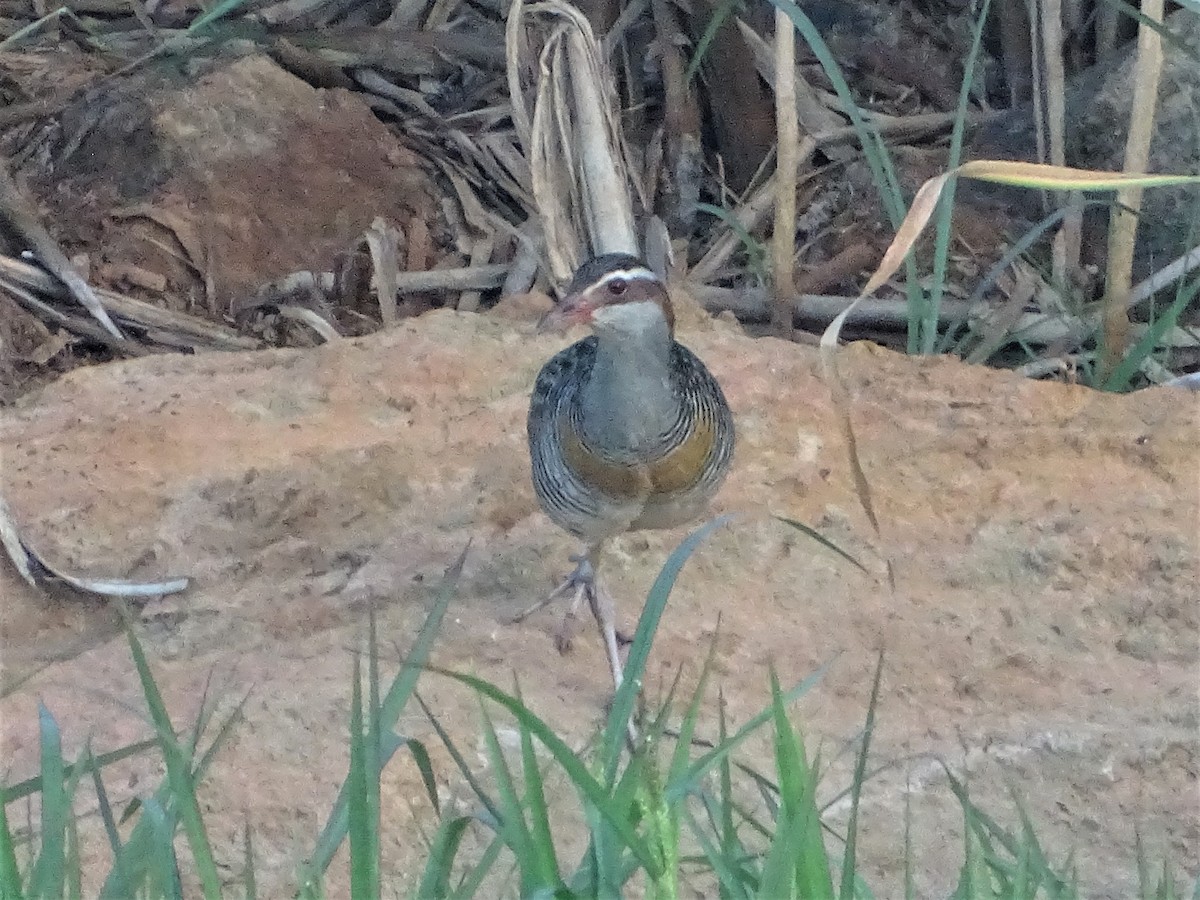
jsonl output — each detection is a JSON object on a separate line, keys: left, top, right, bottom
{"left": 457, "top": 235, "right": 497, "bottom": 311}
{"left": 650, "top": 0, "right": 702, "bottom": 232}
{"left": 1039, "top": 0, "right": 1082, "bottom": 287}
{"left": 363, "top": 216, "right": 402, "bottom": 325}
{"left": 735, "top": 18, "right": 849, "bottom": 162}
{"left": 1100, "top": 0, "right": 1166, "bottom": 379}
{"left": 770, "top": 8, "right": 798, "bottom": 339}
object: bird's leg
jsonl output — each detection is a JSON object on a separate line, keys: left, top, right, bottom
{"left": 587, "top": 577, "right": 625, "bottom": 690}
{"left": 561, "top": 544, "right": 624, "bottom": 691}
{"left": 550, "top": 553, "right": 594, "bottom": 654}
{"left": 510, "top": 552, "right": 591, "bottom": 643}
{"left": 512, "top": 544, "right": 628, "bottom": 689}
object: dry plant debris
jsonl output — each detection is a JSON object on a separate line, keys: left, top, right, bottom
{"left": 0, "top": 0, "right": 1193, "bottom": 397}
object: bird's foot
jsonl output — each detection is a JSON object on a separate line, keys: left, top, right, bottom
{"left": 512, "top": 553, "right": 629, "bottom": 689}
{"left": 542, "top": 557, "right": 634, "bottom": 655}
{"left": 510, "top": 553, "right": 593, "bottom": 652}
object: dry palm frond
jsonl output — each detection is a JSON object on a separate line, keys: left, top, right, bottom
{"left": 505, "top": 0, "right": 638, "bottom": 282}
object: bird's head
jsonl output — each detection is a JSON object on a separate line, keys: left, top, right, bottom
{"left": 539, "top": 254, "right": 675, "bottom": 338}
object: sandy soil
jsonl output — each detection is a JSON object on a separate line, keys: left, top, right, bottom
{"left": 0, "top": 49, "right": 1196, "bottom": 899}
{"left": 2, "top": 308, "right": 1196, "bottom": 897}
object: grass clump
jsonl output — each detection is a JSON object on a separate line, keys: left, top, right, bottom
{"left": 2, "top": 523, "right": 1195, "bottom": 898}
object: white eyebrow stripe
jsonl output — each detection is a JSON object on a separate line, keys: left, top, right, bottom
{"left": 598, "top": 267, "right": 659, "bottom": 286}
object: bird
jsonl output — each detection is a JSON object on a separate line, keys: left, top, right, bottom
{"left": 516, "top": 253, "right": 735, "bottom": 690}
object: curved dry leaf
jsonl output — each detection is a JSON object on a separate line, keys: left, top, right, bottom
{"left": 276, "top": 305, "right": 341, "bottom": 342}
{"left": 816, "top": 161, "right": 1200, "bottom": 590}
{"left": 1, "top": 493, "right": 189, "bottom": 597}
{"left": 0, "top": 494, "right": 36, "bottom": 587}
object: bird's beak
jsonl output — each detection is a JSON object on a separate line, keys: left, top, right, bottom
{"left": 537, "top": 291, "right": 591, "bottom": 333}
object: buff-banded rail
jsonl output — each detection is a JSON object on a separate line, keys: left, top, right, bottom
{"left": 516, "top": 253, "right": 735, "bottom": 689}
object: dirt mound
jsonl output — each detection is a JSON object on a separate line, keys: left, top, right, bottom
{"left": 2, "top": 308, "right": 1196, "bottom": 895}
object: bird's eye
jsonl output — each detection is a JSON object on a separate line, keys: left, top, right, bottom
{"left": 607, "top": 278, "right": 627, "bottom": 296}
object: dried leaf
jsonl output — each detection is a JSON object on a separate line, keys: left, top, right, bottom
{"left": 363, "top": 217, "right": 402, "bottom": 325}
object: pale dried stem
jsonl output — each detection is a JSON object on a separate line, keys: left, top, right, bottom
{"left": 507, "top": 0, "right": 637, "bottom": 281}
{"left": 736, "top": 18, "right": 850, "bottom": 161}
{"left": 1101, "top": 0, "right": 1165, "bottom": 377}
{"left": 1039, "top": 0, "right": 1081, "bottom": 284}
{"left": 771, "top": 8, "right": 798, "bottom": 339}
{"left": 564, "top": 24, "right": 637, "bottom": 255}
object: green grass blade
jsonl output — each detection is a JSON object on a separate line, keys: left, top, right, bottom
{"left": 28, "top": 703, "right": 67, "bottom": 899}
{"left": 404, "top": 736, "right": 441, "bottom": 814}
{"left": 920, "top": 0, "right": 992, "bottom": 353}
{"left": 184, "top": 670, "right": 216, "bottom": 761}
{"left": 604, "top": 515, "right": 733, "bottom": 784}
{"left": 1159, "top": 858, "right": 1177, "bottom": 900}
{"left": 1013, "top": 835, "right": 1031, "bottom": 899}
{"left": 944, "top": 768, "right": 1019, "bottom": 860}
{"left": 418, "top": 693, "right": 500, "bottom": 825}
{"left": 379, "top": 545, "right": 467, "bottom": 727}
{"left": 477, "top": 702, "right": 539, "bottom": 893}
{"left": 668, "top": 659, "right": 834, "bottom": 803}
{"left": 416, "top": 814, "right": 472, "bottom": 898}
{"left": 65, "top": 808, "right": 82, "bottom": 900}
{"left": 0, "top": 795, "right": 22, "bottom": 900}
{"left": 717, "top": 688, "right": 744, "bottom": 899}
{"left": 120, "top": 604, "right": 222, "bottom": 899}
{"left": 516, "top": 690, "right": 561, "bottom": 890}
{"left": 838, "top": 655, "right": 884, "bottom": 899}
{"left": 696, "top": 205, "right": 769, "bottom": 280}
{"left": 366, "top": 606, "right": 382, "bottom": 880}
{"left": 771, "top": 669, "right": 834, "bottom": 900}
{"left": 88, "top": 749, "right": 123, "bottom": 860}
{"left": 101, "top": 815, "right": 149, "bottom": 896}
{"left": 192, "top": 690, "right": 250, "bottom": 785}
{"left": 769, "top": 0, "right": 903, "bottom": 224}
{"left": 757, "top": 674, "right": 806, "bottom": 897}
{"left": 939, "top": 199, "right": 1107, "bottom": 355}
{"left": 1103, "top": 274, "right": 1200, "bottom": 391}
{"left": 757, "top": 786, "right": 804, "bottom": 896}
{"left": 1138, "top": 829, "right": 1152, "bottom": 899}
{"left": 302, "top": 545, "right": 466, "bottom": 887}
{"left": 428, "top": 666, "right": 660, "bottom": 875}
{"left": 684, "top": 0, "right": 743, "bottom": 82}
{"left": 242, "top": 823, "right": 257, "bottom": 900}
{"left": 769, "top": 670, "right": 804, "bottom": 821}
{"left": 667, "top": 623, "right": 721, "bottom": 783}
{"left": 1009, "top": 788, "right": 1071, "bottom": 892}
{"left": 347, "top": 653, "right": 377, "bottom": 899}
{"left": 140, "top": 796, "right": 183, "bottom": 900}
{"left": 1096, "top": 0, "right": 1200, "bottom": 59}
{"left": 683, "top": 805, "right": 751, "bottom": 898}
{"left": 775, "top": 518, "right": 868, "bottom": 574}
{"left": 904, "top": 788, "right": 914, "bottom": 900}
{"left": 101, "top": 699, "right": 241, "bottom": 899}
{"left": 767, "top": 0, "right": 926, "bottom": 346}
{"left": 449, "top": 831, "right": 505, "bottom": 900}
{"left": 186, "top": 0, "right": 252, "bottom": 33}
{"left": 3, "top": 737, "right": 160, "bottom": 805}
{"left": 639, "top": 743, "right": 679, "bottom": 899}
{"left": 60, "top": 742, "right": 94, "bottom": 900}
{"left": 954, "top": 800, "right": 990, "bottom": 900}
{"left": 577, "top": 752, "right": 649, "bottom": 895}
